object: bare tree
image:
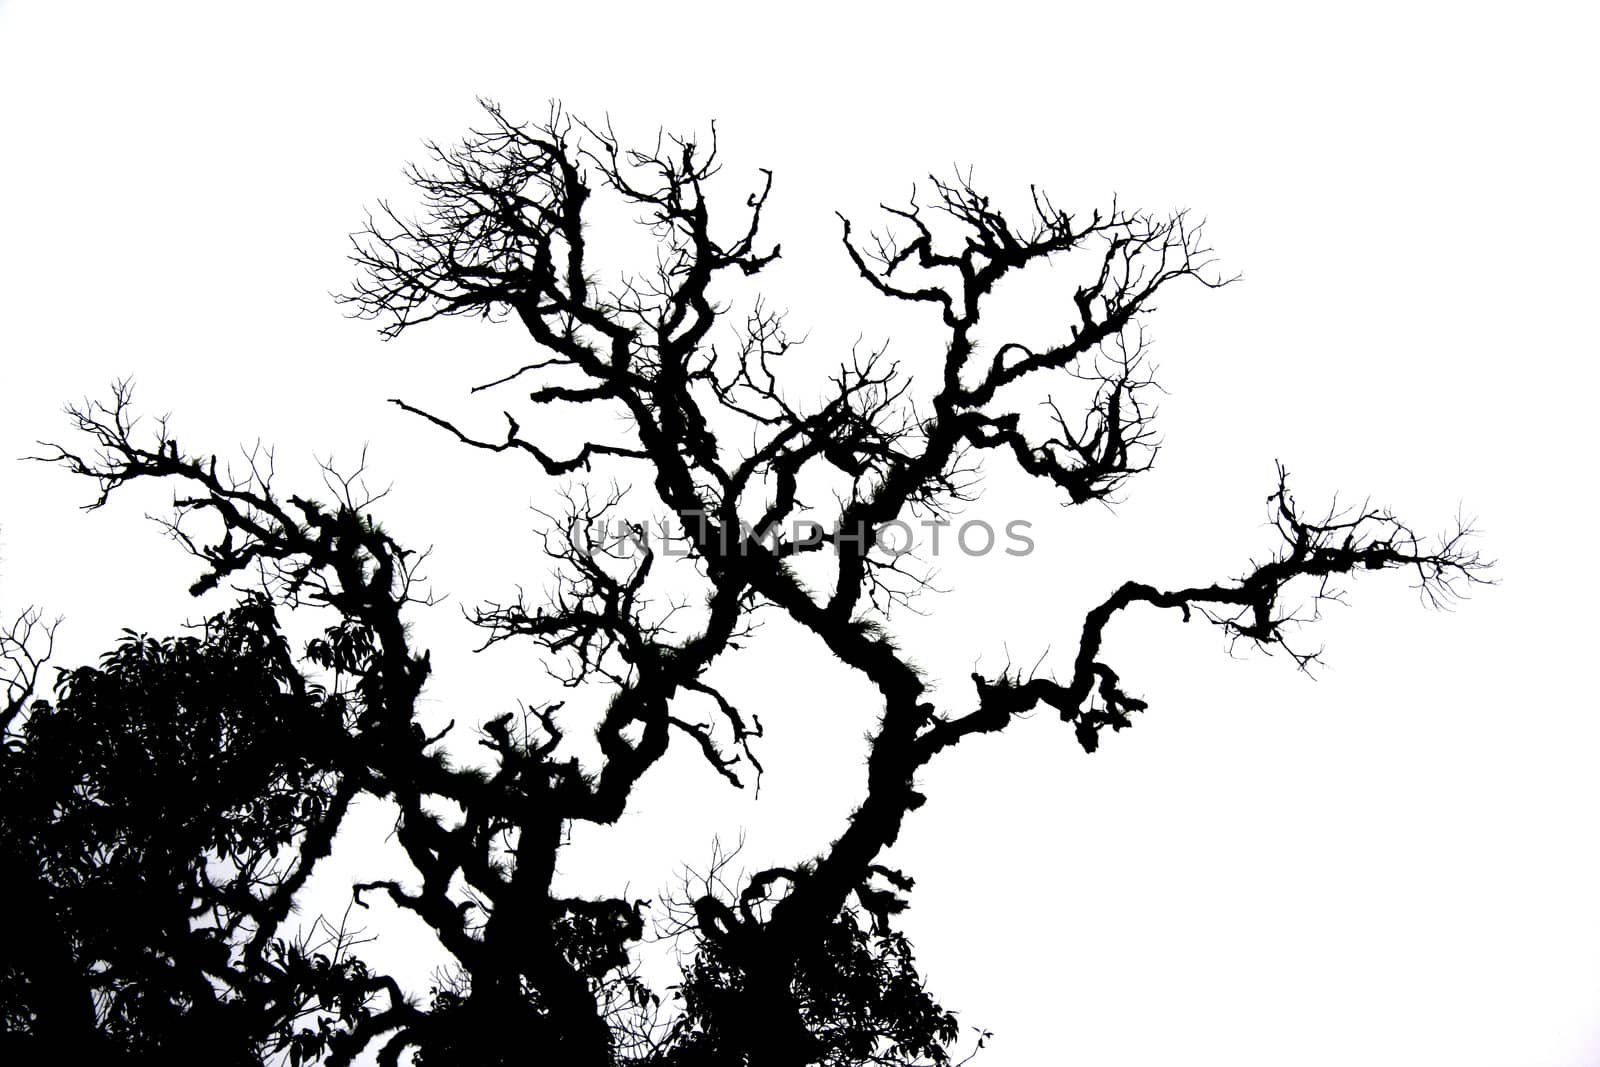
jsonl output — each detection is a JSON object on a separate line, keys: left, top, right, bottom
{"left": 12, "top": 102, "right": 1487, "bottom": 1065}
{"left": 2, "top": 606, "right": 57, "bottom": 733}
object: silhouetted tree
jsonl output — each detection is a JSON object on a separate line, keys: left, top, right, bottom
{"left": 1, "top": 598, "right": 387, "bottom": 1064}
{"left": 6, "top": 102, "right": 1488, "bottom": 1065}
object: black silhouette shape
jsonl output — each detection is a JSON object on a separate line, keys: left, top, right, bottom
{"left": 4, "top": 102, "right": 1488, "bottom": 1065}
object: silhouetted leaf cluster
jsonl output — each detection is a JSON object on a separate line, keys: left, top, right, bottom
{"left": 668, "top": 910, "right": 958, "bottom": 1067}
{"left": 0, "top": 599, "right": 381, "bottom": 1064}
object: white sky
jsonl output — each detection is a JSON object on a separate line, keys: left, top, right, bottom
{"left": 1, "top": 2, "right": 1597, "bottom": 1064}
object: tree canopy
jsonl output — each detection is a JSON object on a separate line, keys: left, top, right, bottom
{"left": 1, "top": 102, "right": 1487, "bottom": 1066}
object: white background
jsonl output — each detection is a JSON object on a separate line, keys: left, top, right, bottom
{"left": 2, "top": 2, "right": 1597, "bottom": 1064}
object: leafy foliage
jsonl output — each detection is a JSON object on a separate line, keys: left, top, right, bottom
{"left": 669, "top": 911, "right": 960, "bottom": 1067}
{"left": 0, "top": 599, "right": 380, "bottom": 1063}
